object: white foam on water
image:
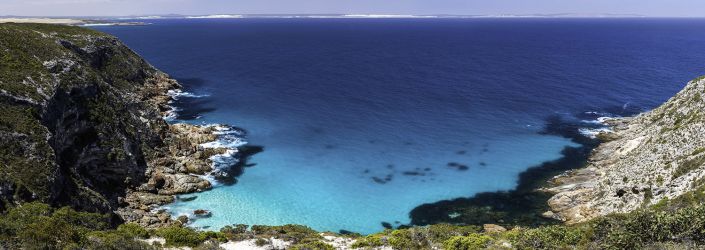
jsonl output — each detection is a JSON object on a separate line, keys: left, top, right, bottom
{"left": 163, "top": 89, "right": 210, "bottom": 122}
{"left": 581, "top": 116, "right": 613, "bottom": 125}
{"left": 162, "top": 89, "right": 248, "bottom": 194}
{"left": 167, "top": 89, "right": 210, "bottom": 99}
{"left": 597, "top": 116, "right": 614, "bottom": 123}
{"left": 163, "top": 106, "right": 181, "bottom": 122}
{"left": 578, "top": 127, "right": 613, "bottom": 138}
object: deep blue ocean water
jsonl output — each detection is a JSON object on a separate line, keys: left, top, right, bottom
{"left": 95, "top": 18, "right": 705, "bottom": 234}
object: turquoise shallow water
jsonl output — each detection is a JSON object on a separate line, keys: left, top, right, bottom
{"left": 165, "top": 119, "right": 574, "bottom": 233}
{"left": 95, "top": 18, "right": 705, "bottom": 234}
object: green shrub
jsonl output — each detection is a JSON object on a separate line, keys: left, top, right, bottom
{"left": 673, "top": 154, "right": 705, "bottom": 178}
{"left": 201, "top": 230, "right": 228, "bottom": 242}
{"left": 427, "top": 223, "right": 481, "bottom": 242}
{"left": 511, "top": 225, "right": 587, "bottom": 249}
{"left": 442, "top": 234, "right": 491, "bottom": 250}
{"left": 0, "top": 202, "right": 112, "bottom": 249}
{"left": 249, "top": 224, "right": 321, "bottom": 243}
{"left": 193, "top": 240, "right": 225, "bottom": 250}
{"left": 351, "top": 224, "right": 484, "bottom": 250}
{"left": 387, "top": 229, "right": 419, "bottom": 249}
{"left": 154, "top": 225, "right": 207, "bottom": 247}
{"left": 350, "top": 233, "right": 386, "bottom": 248}
{"left": 289, "top": 240, "right": 335, "bottom": 250}
{"left": 84, "top": 231, "right": 156, "bottom": 250}
{"left": 220, "top": 224, "right": 250, "bottom": 241}
{"left": 117, "top": 223, "right": 150, "bottom": 239}
{"left": 254, "top": 237, "right": 269, "bottom": 246}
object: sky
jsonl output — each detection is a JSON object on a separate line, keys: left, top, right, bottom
{"left": 1, "top": 0, "right": 705, "bottom": 17}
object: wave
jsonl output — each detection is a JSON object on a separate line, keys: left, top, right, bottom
{"left": 163, "top": 106, "right": 181, "bottom": 122}
{"left": 164, "top": 87, "right": 247, "bottom": 186}
{"left": 167, "top": 89, "right": 210, "bottom": 99}
{"left": 163, "top": 89, "right": 210, "bottom": 121}
{"left": 578, "top": 127, "right": 613, "bottom": 139}
{"left": 575, "top": 110, "right": 622, "bottom": 139}
{"left": 580, "top": 116, "right": 614, "bottom": 125}
{"left": 199, "top": 125, "right": 247, "bottom": 183}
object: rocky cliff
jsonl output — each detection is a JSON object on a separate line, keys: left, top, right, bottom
{"left": 0, "top": 23, "right": 232, "bottom": 227}
{"left": 547, "top": 76, "right": 705, "bottom": 224}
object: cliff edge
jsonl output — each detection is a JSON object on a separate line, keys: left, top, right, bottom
{"left": 0, "top": 23, "right": 232, "bottom": 227}
{"left": 547, "top": 76, "right": 705, "bottom": 224}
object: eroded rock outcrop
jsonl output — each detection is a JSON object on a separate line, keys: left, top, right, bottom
{"left": 546, "top": 76, "right": 705, "bottom": 224}
{"left": 0, "top": 23, "right": 237, "bottom": 227}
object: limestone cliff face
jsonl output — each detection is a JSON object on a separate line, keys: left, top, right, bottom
{"left": 547, "top": 76, "right": 705, "bottom": 224}
{"left": 0, "top": 23, "right": 221, "bottom": 226}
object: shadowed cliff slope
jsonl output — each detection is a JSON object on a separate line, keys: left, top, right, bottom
{"left": 0, "top": 23, "right": 176, "bottom": 214}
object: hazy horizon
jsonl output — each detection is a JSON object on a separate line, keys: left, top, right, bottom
{"left": 1, "top": 0, "right": 705, "bottom": 18}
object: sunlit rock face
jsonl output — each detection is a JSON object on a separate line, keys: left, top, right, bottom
{"left": 547, "top": 76, "right": 705, "bottom": 224}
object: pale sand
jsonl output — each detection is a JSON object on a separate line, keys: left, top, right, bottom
{"left": 140, "top": 234, "right": 382, "bottom": 250}
{"left": 0, "top": 18, "right": 84, "bottom": 25}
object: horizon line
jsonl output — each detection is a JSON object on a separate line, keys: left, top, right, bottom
{"left": 4, "top": 13, "right": 705, "bottom": 19}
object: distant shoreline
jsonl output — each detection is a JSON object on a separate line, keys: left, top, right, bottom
{"left": 0, "top": 17, "right": 147, "bottom": 26}
{"left": 1, "top": 14, "right": 665, "bottom": 23}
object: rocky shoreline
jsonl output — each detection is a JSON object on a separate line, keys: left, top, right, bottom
{"left": 406, "top": 113, "right": 604, "bottom": 228}
{"left": 115, "top": 73, "right": 241, "bottom": 228}
{"left": 0, "top": 24, "right": 230, "bottom": 221}
{"left": 545, "top": 76, "right": 705, "bottom": 224}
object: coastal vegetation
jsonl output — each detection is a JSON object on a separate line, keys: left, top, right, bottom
{"left": 330, "top": 185, "right": 705, "bottom": 249}
{"left": 0, "top": 22, "right": 164, "bottom": 214}
{"left": 3, "top": 187, "right": 705, "bottom": 249}
{"left": 3, "top": 22, "right": 705, "bottom": 249}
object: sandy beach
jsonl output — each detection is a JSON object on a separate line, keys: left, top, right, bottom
{"left": 0, "top": 18, "right": 85, "bottom": 25}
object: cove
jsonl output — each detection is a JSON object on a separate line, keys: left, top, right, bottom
{"left": 94, "top": 18, "right": 705, "bottom": 234}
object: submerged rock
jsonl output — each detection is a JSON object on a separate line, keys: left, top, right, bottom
{"left": 194, "top": 209, "right": 212, "bottom": 217}
{"left": 402, "top": 171, "right": 425, "bottom": 176}
{"left": 447, "top": 162, "right": 470, "bottom": 171}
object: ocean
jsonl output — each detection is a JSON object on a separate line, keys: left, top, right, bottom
{"left": 95, "top": 18, "right": 705, "bottom": 234}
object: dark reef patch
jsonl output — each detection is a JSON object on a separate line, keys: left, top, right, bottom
{"left": 406, "top": 111, "right": 625, "bottom": 228}
{"left": 177, "top": 195, "right": 198, "bottom": 202}
{"left": 372, "top": 177, "right": 388, "bottom": 184}
{"left": 339, "top": 230, "right": 358, "bottom": 235}
{"left": 214, "top": 145, "right": 264, "bottom": 185}
{"left": 409, "top": 145, "right": 592, "bottom": 227}
{"left": 402, "top": 171, "right": 425, "bottom": 176}
{"left": 447, "top": 162, "right": 469, "bottom": 171}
